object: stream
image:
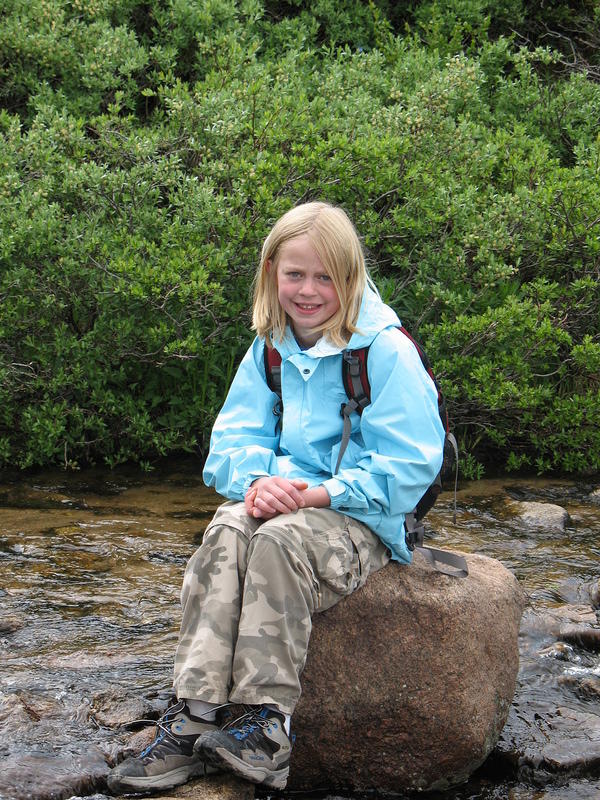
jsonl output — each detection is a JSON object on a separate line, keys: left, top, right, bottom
{"left": 1, "top": 459, "right": 599, "bottom": 800}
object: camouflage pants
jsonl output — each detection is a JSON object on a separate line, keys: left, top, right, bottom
{"left": 173, "top": 501, "right": 390, "bottom": 714}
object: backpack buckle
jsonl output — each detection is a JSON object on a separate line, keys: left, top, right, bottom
{"left": 404, "top": 512, "right": 424, "bottom": 551}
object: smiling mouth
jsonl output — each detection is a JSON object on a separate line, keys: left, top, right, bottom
{"left": 295, "top": 303, "right": 320, "bottom": 310}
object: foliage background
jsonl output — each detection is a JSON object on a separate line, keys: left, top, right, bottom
{"left": 1, "top": 0, "right": 599, "bottom": 477}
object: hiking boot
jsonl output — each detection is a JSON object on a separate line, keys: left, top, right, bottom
{"left": 107, "top": 699, "right": 220, "bottom": 793}
{"left": 194, "top": 704, "right": 291, "bottom": 789}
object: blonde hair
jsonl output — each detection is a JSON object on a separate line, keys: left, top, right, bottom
{"left": 253, "top": 202, "right": 367, "bottom": 347}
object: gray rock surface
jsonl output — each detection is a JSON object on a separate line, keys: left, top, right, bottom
{"left": 587, "top": 488, "right": 600, "bottom": 505}
{"left": 510, "top": 500, "right": 569, "bottom": 532}
{"left": 290, "top": 550, "right": 526, "bottom": 793}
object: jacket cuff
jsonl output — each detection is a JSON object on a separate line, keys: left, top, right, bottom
{"left": 321, "top": 478, "right": 351, "bottom": 510}
{"left": 242, "top": 473, "right": 271, "bottom": 493}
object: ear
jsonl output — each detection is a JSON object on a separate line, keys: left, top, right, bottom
{"left": 265, "top": 258, "right": 273, "bottom": 274}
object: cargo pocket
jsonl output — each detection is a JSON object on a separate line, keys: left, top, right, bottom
{"left": 345, "top": 516, "right": 391, "bottom": 585}
{"left": 306, "top": 522, "right": 363, "bottom": 611}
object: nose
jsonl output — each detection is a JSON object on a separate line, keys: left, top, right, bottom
{"left": 298, "top": 276, "right": 318, "bottom": 296}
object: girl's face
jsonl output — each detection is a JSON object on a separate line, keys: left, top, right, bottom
{"left": 273, "top": 235, "right": 341, "bottom": 348}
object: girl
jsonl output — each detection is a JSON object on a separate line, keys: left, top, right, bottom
{"left": 108, "top": 202, "right": 445, "bottom": 794}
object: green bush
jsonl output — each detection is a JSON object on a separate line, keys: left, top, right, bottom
{"left": 0, "top": 1, "right": 599, "bottom": 476}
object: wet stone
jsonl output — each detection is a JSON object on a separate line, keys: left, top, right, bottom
{"left": 510, "top": 500, "right": 569, "bottom": 532}
{"left": 559, "top": 674, "right": 600, "bottom": 701}
{"left": 69, "top": 796, "right": 112, "bottom": 800}
{"left": 0, "top": 614, "right": 24, "bottom": 633}
{"left": 0, "top": 750, "right": 109, "bottom": 800}
{"left": 1, "top": 690, "right": 65, "bottom": 725}
{"left": 499, "top": 781, "right": 599, "bottom": 800}
{"left": 536, "top": 603, "right": 599, "bottom": 634}
{"left": 88, "top": 688, "right": 158, "bottom": 729}
{"left": 494, "top": 700, "right": 600, "bottom": 783}
{"left": 558, "top": 623, "right": 600, "bottom": 652}
{"left": 539, "top": 641, "right": 580, "bottom": 662}
{"left": 591, "top": 579, "right": 600, "bottom": 610}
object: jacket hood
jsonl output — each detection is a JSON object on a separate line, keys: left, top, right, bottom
{"left": 273, "top": 283, "right": 401, "bottom": 359}
{"left": 345, "top": 282, "right": 401, "bottom": 348}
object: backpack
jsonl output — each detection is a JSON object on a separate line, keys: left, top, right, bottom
{"left": 263, "top": 327, "right": 468, "bottom": 578}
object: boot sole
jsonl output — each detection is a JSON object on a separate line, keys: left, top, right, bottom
{"left": 107, "top": 761, "right": 219, "bottom": 793}
{"left": 199, "top": 745, "right": 289, "bottom": 789}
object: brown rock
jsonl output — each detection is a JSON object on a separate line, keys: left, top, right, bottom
{"left": 0, "top": 614, "right": 24, "bottom": 633}
{"left": 559, "top": 674, "right": 600, "bottom": 701}
{"left": 558, "top": 624, "right": 600, "bottom": 652}
{"left": 134, "top": 774, "right": 254, "bottom": 800}
{"left": 290, "top": 551, "right": 526, "bottom": 793}
{"left": 88, "top": 688, "right": 156, "bottom": 729}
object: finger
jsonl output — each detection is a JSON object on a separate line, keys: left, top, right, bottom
{"left": 254, "top": 478, "right": 304, "bottom": 512}
{"left": 254, "top": 491, "right": 294, "bottom": 515}
{"left": 288, "top": 480, "right": 309, "bottom": 506}
{"left": 244, "top": 488, "right": 257, "bottom": 514}
{"left": 260, "top": 482, "right": 301, "bottom": 513}
{"left": 277, "top": 482, "right": 306, "bottom": 508}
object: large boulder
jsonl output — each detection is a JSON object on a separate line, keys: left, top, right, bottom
{"left": 290, "top": 550, "right": 526, "bottom": 793}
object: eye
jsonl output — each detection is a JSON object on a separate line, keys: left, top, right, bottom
{"left": 318, "top": 274, "right": 332, "bottom": 282}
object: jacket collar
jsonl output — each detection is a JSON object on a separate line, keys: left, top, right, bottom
{"left": 269, "top": 283, "right": 401, "bottom": 359}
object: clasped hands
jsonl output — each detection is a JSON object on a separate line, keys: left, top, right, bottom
{"left": 244, "top": 476, "right": 329, "bottom": 519}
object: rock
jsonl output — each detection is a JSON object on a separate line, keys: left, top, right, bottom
{"left": 510, "top": 501, "right": 569, "bottom": 532}
{"left": 559, "top": 674, "right": 600, "bottom": 701}
{"left": 533, "top": 603, "right": 600, "bottom": 652}
{"left": 88, "top": 688, "right": 157, "bottom": 729}
{"left": 290, "top": 551, "right": 526, "bottom": 793}
{"left": 539, "top": 641, "right": 580, "bottom": 662}
{"left": 591, "top": 579, "right": 600, "bottom": 610}
{"left": 559, "top": 624, "right": 600, "bottom": 652}
{"left": 531, "top": 603, "right": 598, "bottom": 636}
{"left": 0, "top": 614, "right": 24, "bottom": 633}
{"left": 495, "top": 701, "right": 600, "bottom": 783}
{"left": 0, "top": 750, "right": 109, "bottom": 800}
{"left": 118, "top": 774, "right": 254, "bottom": 800}
{"left": 119, "top": 724, "right": 155, "bottom": 761}
{"left": 587, "top": 488, "right": 600, "bottom": 505}
{"left": 0, "top": 690, "right": 64, "bottom": 726}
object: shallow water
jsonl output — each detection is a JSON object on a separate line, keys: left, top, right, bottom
{"left": 1, "top": 461, "right": 599, "bottom": 800}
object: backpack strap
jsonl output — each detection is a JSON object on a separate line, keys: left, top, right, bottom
{"left": 264, "top": 339, "right": 464, "bottom": 575}
{"left": 334, "top": 350, "right": 372, "bottom": 474}
{"left": 340, "top": 329, "right": 464, "bottom": 576}
{"left": 404, "top": 510, "right": 468, "bottom": 577}
{"left": 264, "top": 344, "right": 283, "bottom": 422}
{"left": 418, "top": 544, "right": 469, "bottom": 578}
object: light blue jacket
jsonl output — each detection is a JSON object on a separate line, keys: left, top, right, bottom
{"left": 203, "top": 286, "right": 445, "bottom": 563}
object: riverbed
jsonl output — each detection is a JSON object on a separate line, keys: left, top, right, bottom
{"left": 1, "top": 460, "right": 599, "bottom": 800}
